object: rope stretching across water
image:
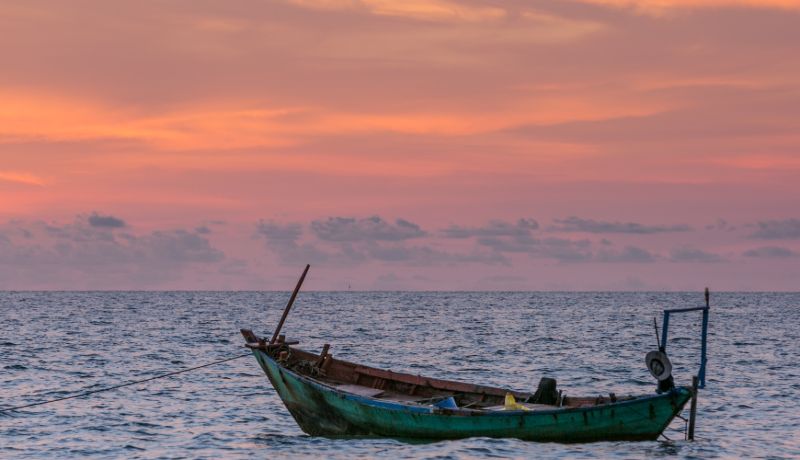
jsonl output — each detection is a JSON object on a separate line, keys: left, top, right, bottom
{"left": 1, "top": 353, "right": 251, "bottom": 413}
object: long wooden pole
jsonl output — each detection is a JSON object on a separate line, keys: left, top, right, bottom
{"left": 270, "top": 264, "right": 310, "bottom": 344}
{"left": 688, "top": 375, "right": 699, "bottom": 440}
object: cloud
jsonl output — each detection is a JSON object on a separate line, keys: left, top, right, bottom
{"left": 0, "top": 170, "right": 45, "bottom": 186}
{"left": 88, "top": 212, "right": 126, "bottom": 228}
{"left": 365, "top": 243, "right": 507, "bottom": 265}
{"left": 257, "top": 220, "right": 303, "bottom": 243}
{"left": 550, "top": 216, "right": 691, "bottom": 234}
{"left": 705, "top": 218, "right": 736, "bottom": 232}
{"left": 505, "top": 80, "right": 800, "bottom": 184}
{"left": 442, "top": 218, "right": 538, "bottom": 238}
{"left": 0, "top": 215, "right": 225, "bottom": 289}
{"left": 669, "top": 246, "right": 724, "bottom": 262}
{"left": 442, "top": 218, "right": 555, "bottom": 258}
{"left": 595, "top": 245, "right": 658, "bottom": 262}
{"left": 750, "top": 218, "right": 800, "bottom": 239}
{"left": 476, "top": 234, "right": 644, "bottom": 263}
{"left": 281, "top": 1, "right": 608, "bottom": 56}
{"left": 285, "top": 0, "right": 507, "bottom": 23}
{"left": 454, "top": 219, "right": 545, "bottom": 255}
{"left": 256, "top": 219, "right": 339, "bottom": 265}
{"left": 5, "top": 211, "right": 794, "bottom": 289}
{"left": 476, "top": 234, "right": 540, "bottom": 254}
{"left": 531, "top": 237, "right": 595, "bottom": 262}
{"left": 257, "top": 215, "right": 508, "bottom": 267}
{"left": 311, "top": 216, "right": 426, "bottom": 242}
{"left": 742, "top": 246, "right": 798, "bottom": 258}
{"left": 523, "top": 239, "right": 658, "bottom": 263}
{"left": 575, "top": 0, "right": 800, "bottom": 16}
{"left": 2, "top": 0, "right": 799, "bottom": 291}
{"left": 140, "top": 230, "right": 224, "bottom": 263}
{"left": 442, "top": 218, "right": 659, "bottom": 263}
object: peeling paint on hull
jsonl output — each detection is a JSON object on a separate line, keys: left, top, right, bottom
{"left": 252, "top": 350, "right": 692, "bottom": 442}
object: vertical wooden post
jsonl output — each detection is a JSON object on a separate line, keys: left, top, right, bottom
{"left": 688, "top": 375, "right": 699, "bottom": 440}
{"left": 316, "top": 343, "right": 330, "bottom": 367}
{"left": 700, "top": 288, "right": 710, "bottom": 388}
{"left": 271, "top": 264, "right": 310, "bottom": 344}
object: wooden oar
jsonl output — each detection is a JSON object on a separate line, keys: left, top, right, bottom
{"left": 270, "top": 264, "right": 310, "bottom": 344}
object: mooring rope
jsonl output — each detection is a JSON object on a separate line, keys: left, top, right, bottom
{"left": 1, "top": 353, "right": 251, "bottom": 413}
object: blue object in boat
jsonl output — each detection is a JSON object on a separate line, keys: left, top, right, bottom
{"left": 432, "top": 397, "right": 458, "bottom": 409}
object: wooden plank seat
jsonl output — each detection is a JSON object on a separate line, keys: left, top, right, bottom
{"left": 336, "top": 384, "right": 386, "bottom": 398}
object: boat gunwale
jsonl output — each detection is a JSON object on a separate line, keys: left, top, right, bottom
{"left": 253, "top": 347, "right": 692, "bottom": 418}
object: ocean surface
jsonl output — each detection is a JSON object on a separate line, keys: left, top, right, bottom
{"left": 1, "top": 291, "right": 798, "bottom": 459}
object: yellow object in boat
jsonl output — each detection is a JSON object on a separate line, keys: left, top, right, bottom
{"left": 504, "top": 393, "right": 529, "bottom": 411}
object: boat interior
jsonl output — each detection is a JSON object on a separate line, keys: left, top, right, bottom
{"left": 242, "top": 330, "right": 635, "bottom": 411}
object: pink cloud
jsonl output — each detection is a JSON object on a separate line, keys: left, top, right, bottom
{"left": 1, "top": 1, "right": 798, "bottom": 289}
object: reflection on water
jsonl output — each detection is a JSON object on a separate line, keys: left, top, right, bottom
{"left": 1, "top": 291, "right": 799, "bottom": 458}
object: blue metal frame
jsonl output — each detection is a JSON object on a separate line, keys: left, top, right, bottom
{"left": 660, "top": 306, "right": 709, "bottom": 388}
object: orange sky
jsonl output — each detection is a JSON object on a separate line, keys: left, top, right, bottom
{"left": 1, "top": 0, "right": 799, "bottom": 290}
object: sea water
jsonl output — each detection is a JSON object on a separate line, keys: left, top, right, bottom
{"left": 1, "top": 292, "right": 798, "bottom": 459}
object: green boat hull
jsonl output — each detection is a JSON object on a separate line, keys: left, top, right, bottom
{"left": 251, "top": 349, "right": 692, "bottom": 442}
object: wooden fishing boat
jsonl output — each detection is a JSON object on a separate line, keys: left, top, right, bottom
{"left": 241, "top": 266, "right": 709, "bottom": 442}
{"left": 241, "top": 330, "right": 694, "bottom": 442}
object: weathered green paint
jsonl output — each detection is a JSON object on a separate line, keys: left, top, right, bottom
{"left": 251, "top": 350, "right": 692, "bottom": 442}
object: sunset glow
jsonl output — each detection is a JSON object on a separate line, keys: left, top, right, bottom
{"left": 1, "top": 0, "right": 798, "bottom": 290}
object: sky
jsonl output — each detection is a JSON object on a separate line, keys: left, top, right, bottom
{"left": 1, "top": 0, "right": 799, "bottom": 290}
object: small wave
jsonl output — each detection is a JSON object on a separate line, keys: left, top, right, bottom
{"left": 1, "top": 291, "right": 798, "bottom": 459}
{"left": 123, "top": 444, "right": 145, "bottom": 451}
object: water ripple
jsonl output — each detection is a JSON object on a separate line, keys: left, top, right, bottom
{"left": 1, "top": 291, "right": 799, "bottom": 458}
